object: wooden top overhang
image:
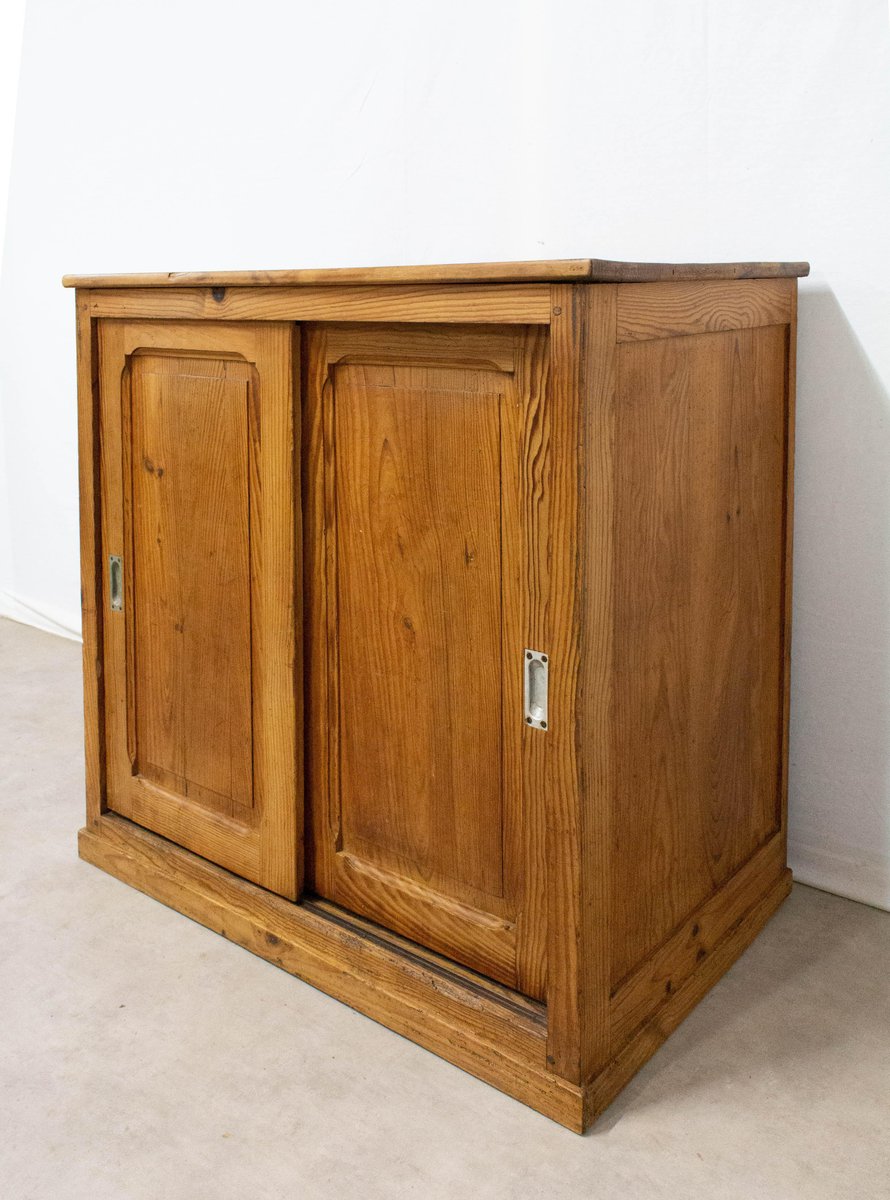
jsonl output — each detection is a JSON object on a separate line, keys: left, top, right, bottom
{"left": 62, "top": 258, "right": 810, "bottom": 289}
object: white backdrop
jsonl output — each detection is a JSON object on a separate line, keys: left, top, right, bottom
{"left": 1, "top": 0, "right": 888, "bottom": 909}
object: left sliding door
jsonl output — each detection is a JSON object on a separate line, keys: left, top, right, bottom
{"left": 98, "top": 320, "right": 301, "bottom": 899}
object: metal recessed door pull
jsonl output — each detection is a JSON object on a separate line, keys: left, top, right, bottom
{"left": 109, "top": 555, "right": 123, "bottom": 611}
{"left": 524, "top": 649, "right": 548, "bottom": 730}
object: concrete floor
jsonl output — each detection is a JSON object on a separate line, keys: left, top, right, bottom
{"left": 1, "top": 617, "right": 889, "bottom": 1200}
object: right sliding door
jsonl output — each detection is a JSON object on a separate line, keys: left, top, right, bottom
{"left": 303, "top": 323, "right": 548, "bottom": 998}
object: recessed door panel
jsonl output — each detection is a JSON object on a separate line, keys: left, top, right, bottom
{"left": 336, "top": 367, "right": 505, "bottom": 897}
{"left": 99, "top": 320, "right": 300, "bottom": 899}
{"left": 130, "top": 357, "right": 253, "bottom": 814}
{"left": 305, "top": 324, "right": 549, "bottom": 995}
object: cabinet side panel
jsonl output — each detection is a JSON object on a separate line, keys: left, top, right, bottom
{"left": 612, "top": 323, "right": 787, "bottom": 987}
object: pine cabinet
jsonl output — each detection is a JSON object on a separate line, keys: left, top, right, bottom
{"left": 67, "top": 257, "right": 807, "bottom": 1131}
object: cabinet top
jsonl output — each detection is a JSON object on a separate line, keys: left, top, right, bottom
{"left": 62, "top": 258, "right": 810, "bottom": 289}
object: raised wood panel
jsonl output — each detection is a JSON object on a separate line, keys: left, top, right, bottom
{"left": 98, "top": 320, "right": 300, "bottom": 898}
{"left": 84, "top": 285, "right": 552, "bottom": 325}
{"left": 335, "top": 364, "right": 505, "bottom": 896}
{"left": 129, "top": 356, "right": 254, "bottom": 814}
{"left": 617, "top": 279, "right": 794, "bottom": 342}
{"left": 304, "top": 324, "right": 549, "bottom": 996}
{"left": 611, "top": 323, "right": 788, "bottom": 986}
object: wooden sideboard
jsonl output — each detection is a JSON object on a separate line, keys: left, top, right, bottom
{"left": 65, "top": 256, "right": 808, "bottom": 1131}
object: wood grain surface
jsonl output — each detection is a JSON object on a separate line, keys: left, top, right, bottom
{"left": 129, "top": 355, "right": 253, "bottom": 813}
{"left": 617, "top": 278, "right": 794, "bottom": 342}
{"left": 544, "top": 285, "right": 617, "bottom": 1084}
{"left": 586, "top": 868, "right": 792, "bottom": 1127}
{"left": 98, "top": 320, "right": 301, "bottom": 898}
{"left": 304, "top": 323, "right": 549, "bottom": 996}
{"left": 82, "top": 285, "right": 552, "bottom": 325}
{"left": 611, "top": 322, "right": 788, "bottom": 985}
{"left": 335, "top": 364, "right": 505, "bottom": 893}
{"left": 63, "top": 257, "right": 809, "bottom": 289}
{"left": 611, "top": 833, "right": 786, "bottom": 1044}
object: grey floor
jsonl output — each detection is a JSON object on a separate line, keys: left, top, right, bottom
{"left": 1, "top": 618, "right": 889, "bottom": 1200}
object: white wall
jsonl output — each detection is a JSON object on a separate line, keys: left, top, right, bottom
{"left": 0, "top": 0, "right": 27, "bottom": 634}
{"left": 1, "top": 0, "right": 888, "bottom": 909}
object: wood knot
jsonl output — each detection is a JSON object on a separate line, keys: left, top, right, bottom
{"left": 212, "top": 287, "right": 226, "bottom": 302}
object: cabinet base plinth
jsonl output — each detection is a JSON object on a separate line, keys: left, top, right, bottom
{"left": 78, "top": 814, "right": 791, "bottom": 1133}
